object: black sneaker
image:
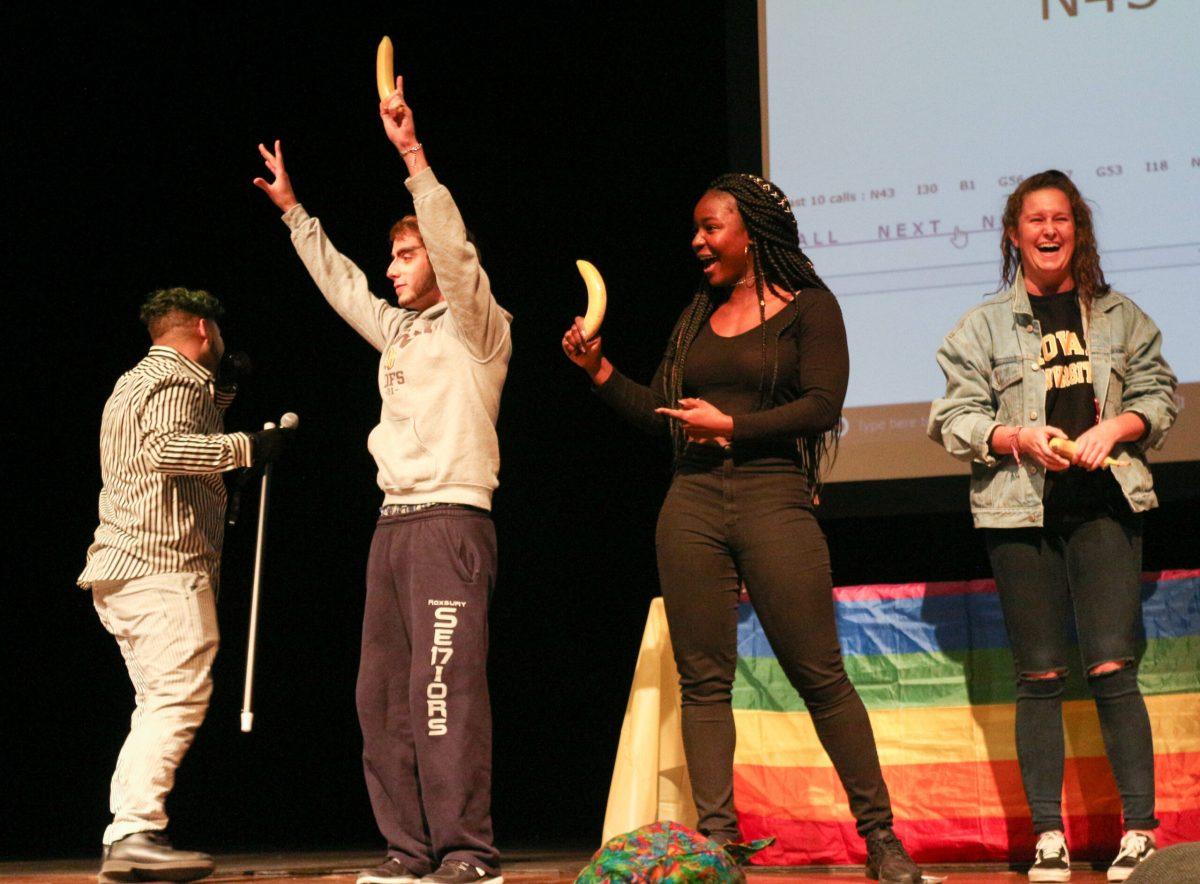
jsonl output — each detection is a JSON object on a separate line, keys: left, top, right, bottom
{"left": 1029, "top": 830, "right": 1071, "bottom": 882}
{"left": 357, "top": 857, "right": 421, "bottom": 884}
{"left": 419, "top": 859, "right": 503, "bottom": 884}
{"left": 100, "top": 831, "right": 214, "bottom": 882}
{"left": 1107, "top": 831, "right": 1155, "bottom": 882}
{"left": 865, "top": 827, "right": 921, "bottom": 884}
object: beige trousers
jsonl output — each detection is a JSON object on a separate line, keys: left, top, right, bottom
{"left": 92, "top": 571, "right": 219, "bottom": 845}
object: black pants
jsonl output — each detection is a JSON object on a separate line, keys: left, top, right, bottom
{"left": 655, "top": 458, "right": 894, "bottom": 842}
{"left": 357, "top": 507, "right": 499, "bottom": 876}
{"left": 986, "top": 510, "right": 1157, "bottom": 834}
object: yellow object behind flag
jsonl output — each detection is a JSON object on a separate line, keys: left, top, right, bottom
{"left": 601, "top": 597, "right": 697, "bottom": 843}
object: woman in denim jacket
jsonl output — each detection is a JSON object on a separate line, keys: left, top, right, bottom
{"left": 929, "top": 170, "right": 1177, "bottom": 882}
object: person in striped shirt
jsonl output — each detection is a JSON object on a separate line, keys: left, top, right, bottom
{"left": 78, "top": 288, "right": 286, "bottom": 882}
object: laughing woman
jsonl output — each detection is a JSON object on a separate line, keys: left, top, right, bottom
{"left": 563, "top": 173, "right": 921, "bottom": 884}
{"left": 929, "top": 170, "right": 1177, "bottom": 882}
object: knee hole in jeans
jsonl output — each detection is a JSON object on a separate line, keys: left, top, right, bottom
{"left": 1016, "top": 669, "right": 1067, "bottom": 699}
{"left": 1087, "top": 658, "right": 1131, "bottom": 677}
{"left": 1086, "top": 659, "right": 1140, "bottom": 699}
{"left": 1020, "top": 668, "right": 1067, "bottom": 681}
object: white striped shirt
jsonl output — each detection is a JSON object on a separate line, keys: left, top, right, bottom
{"left": 78, "top": 346, "right": 254, "bottom": 588}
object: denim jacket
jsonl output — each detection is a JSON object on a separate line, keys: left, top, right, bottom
{"left": 928, "top": 271, "right": 1177, "bottom": 528}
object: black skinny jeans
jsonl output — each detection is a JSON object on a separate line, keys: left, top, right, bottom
{"left": 986, "top": 509, "right": 1157, "bottom": 834}
{"left": 655, "top": 457, "right": 894, "bottom": 842}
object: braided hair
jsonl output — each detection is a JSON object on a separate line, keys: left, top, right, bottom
{"left": 662, "top": 173, "right": 840, "bottom": 490}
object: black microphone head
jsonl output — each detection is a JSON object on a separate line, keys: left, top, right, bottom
{"left": 223, "top": 350, "right": 253, "bottom": 376}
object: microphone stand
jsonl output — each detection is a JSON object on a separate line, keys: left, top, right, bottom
{"left": 240, "top": 421, "right": 275, "bottom": 733}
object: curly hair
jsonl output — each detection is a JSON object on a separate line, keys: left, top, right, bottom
{"left": 139, "top": 287, "right": 224, "bottom": 340}
{"left": 1000, "top": 169, "right": 1108, "bottom": 313}
{"left": 661, "top": 173, "right": 839, "bottom": 491}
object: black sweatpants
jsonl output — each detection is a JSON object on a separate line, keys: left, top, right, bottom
{"left": 357, "top": 506, "right": 499, "bottom": 876}
{"left": 655, "top": 458, "right": 894, "bottom": 843}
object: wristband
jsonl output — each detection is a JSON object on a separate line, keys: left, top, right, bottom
{"left": 1010, "top": 427, "right": 1023, "bottom": 466}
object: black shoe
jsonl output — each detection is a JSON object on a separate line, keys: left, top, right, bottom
{"left": 100, "top": 831, "right": 214, "bottom": 882}
{"left": 1107, "top": 831, "right": 1154, "bottom": 881}
{"left": 357, "top": 857, "right": 421, "bottom": 883}
{"left": 865, "top": 827, "right": 922, "bottom": 884}
{"left": 1029, "top": 830, "right": 1071, "bottom": 882}
{"left": 419, "top": 859, "right": 503, "bottom": 883}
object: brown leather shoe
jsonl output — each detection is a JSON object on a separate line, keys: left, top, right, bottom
{"left": 100, "top": 831, "right": 214, "bottom": 882}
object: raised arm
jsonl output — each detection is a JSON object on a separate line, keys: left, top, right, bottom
{"left": 252, "top": 140, "right": 299, "bottom": 213}
{"left": 380, "top": 77, "right": 509, "bottom": 360}
{"left": 379, "top": 76, "right": 428, "bottom": 178}
{"left": 252, "top": 139, "right": 399, "bottom": 352}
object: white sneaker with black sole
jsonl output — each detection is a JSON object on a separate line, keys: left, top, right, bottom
{"left": 357, "top": 857, "right": 421, "bottom": 884}
{"left": 419, "top": 859, "right": 503, "bottom": 884}
{"left": 1029, "top": 830, "right": 1071, "bottom": 882}
{"left": 1107, "top": 831, "right": 1155, "bottom": 881}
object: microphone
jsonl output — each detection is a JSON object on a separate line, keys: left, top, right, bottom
{"left": 225, "top": 351, "right": 253, "bottom": 376}
{"left": 228, "top": 413, "right": 299, "bottom": 526}
{"left": 217, "top": 350, "right": 253, "bottom": 392}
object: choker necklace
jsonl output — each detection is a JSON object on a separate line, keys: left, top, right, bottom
{"left": 735, "top": 274, "right": 757, "bottom": 288}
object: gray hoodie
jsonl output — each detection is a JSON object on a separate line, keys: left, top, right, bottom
{"left": 283, "top": 167, "right": 512, "bottom": 509}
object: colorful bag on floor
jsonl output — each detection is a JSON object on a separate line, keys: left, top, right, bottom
{"left": 575, "top": 820, "right": 773, "bottom": 883}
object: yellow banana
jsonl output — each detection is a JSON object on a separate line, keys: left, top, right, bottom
{"left": 576, "top": 259, "right": 607, "bottom": 340}
{"left": 1048, "top": 437, "right": 1124, "bottom": 468}
{"left": 376, "top": 36, "right": 396, "bottom": 102}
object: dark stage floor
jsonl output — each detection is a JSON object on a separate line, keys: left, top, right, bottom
{"left": 0, "top": 849, "right": 1123, "bottom": 882}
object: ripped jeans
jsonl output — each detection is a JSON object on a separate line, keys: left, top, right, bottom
{"left": 986, "top": 510, "right": 1157, "bottom": 834}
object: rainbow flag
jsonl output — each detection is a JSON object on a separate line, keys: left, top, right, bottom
{"left": 731, "top": 569, "right": 1200, "bottom": 865}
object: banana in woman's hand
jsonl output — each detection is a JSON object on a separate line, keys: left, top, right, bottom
{"left": 1048, "top": 436, "right": 1125, "bottom": 469}
{"left": 575, "top": 259, "right": 607, "bottom": 340}
{"left": 376, "top": 36, "right": 396, "bottom": 101}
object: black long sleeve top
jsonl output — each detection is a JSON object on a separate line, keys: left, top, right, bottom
{"left": 595, "top": 287, "right": 849, "bottom": 462}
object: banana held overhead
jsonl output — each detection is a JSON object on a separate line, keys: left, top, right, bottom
{"left": 376, "top": 37, "right": 396, "bottom": 101}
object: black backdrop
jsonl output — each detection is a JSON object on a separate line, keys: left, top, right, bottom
{"left": 5, "top": 2, "right": 1196, "bottom": 862}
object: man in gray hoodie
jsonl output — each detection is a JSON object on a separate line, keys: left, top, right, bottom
{"left": 253, "top": 76, "right": 511, "bottom": 884}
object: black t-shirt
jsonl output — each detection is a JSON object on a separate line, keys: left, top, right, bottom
{"left": 1029, "top": 289, "right": 1117, "bottom": 515}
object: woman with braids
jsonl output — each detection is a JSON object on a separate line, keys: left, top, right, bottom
{"left": 929, "top": 170, "right": 1177, "bottom": 882}
{"left": 562, "top": 173, "right": 922, "bottom": 884}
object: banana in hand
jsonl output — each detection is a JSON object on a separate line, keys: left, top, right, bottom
{"left": 575, "top": 259, "right": 607, "bottom": 340}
